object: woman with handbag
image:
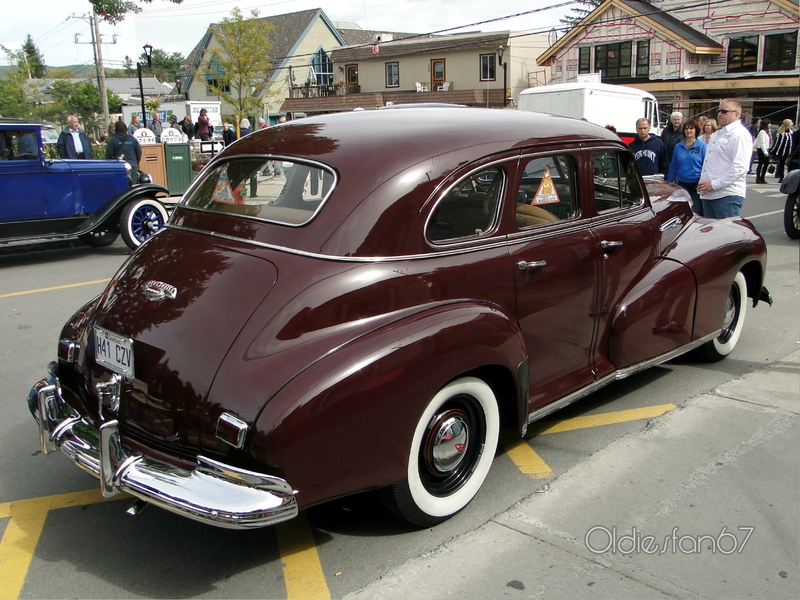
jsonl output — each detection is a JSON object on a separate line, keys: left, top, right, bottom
{"left": 754, "top": 121, "right": 772, "bottom": 184}
{"left": 771, "top": 119, "right": 794, "bottom": 183}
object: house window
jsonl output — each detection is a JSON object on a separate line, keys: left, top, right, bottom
{"left": 311, "top": 48, "right": 334, "bottom": 85}
{"left": 206, "top": 77, "right": 230, "bottom": 94}
{"left": 480, "top": 54, "right": 496, "bottom": 81}
{"left": 727, "top": 36, "right": 758, "bottom": 73}
{"left": 346, "top": 64, "right": 358, "bottom": 84}
{"left": 636, "top": 40, "right": 650, "bottom": 77}
{"left": 595, "top": 42, "right": 632, "bottom": 79}
{"left": 763, "top": 31, "right": 797, "bottom": 71}
{"left": 386, "top": 62, "right": 399, "bottom": 87}
{"left": 578, "top": 47, "right": 591, "bottom": 74}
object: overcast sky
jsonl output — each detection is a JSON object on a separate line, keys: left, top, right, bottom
{"left": 3, "top": 0, "right": 572, "bottom": 71}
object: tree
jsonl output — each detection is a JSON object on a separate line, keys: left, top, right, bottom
{"left": 205, "top": 8, "right": 274, "bottom": 134}
{"left": 91, "top": 0, "right": 183, "bottom": 25}
{"left": 560, "top": 0, "right": 602, "bottom": 27}
{"left": 22, "top": 35, "right": 46, "bottom": 78}
{"left": 123, "top": 55, "right": 134, "bottom": 76}
{"left": 0, "top": 45, "right": 31, "bottom": 117}
{"left": 138, "top": 47, "right": 184, "bottom": 83}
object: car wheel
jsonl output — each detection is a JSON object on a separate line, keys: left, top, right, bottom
{"left": 698, "top": 271, "right": 747, "bottom": 362}
{"left": 121, "top": 198, "right": 169, "bottom": 250}
{"left": 381, "top": 376, "right": 500, "bottom": 527}
{"left": 78, "top": 229, "right": 119, "bottom": 247}
{"left": 784, "top": 193, "right": 799, "bottom": 240}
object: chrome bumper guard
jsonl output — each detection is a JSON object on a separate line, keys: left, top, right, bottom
{"left": 28, "top": 373, "right": 298, "bottom": 529}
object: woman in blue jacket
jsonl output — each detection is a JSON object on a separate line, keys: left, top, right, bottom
{"left": 667, "top": 118, "right": 706, "bottom": 216}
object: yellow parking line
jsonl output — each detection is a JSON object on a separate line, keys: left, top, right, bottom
{"left": 0, "top": 490, "right": 126, "bottom": 600}
{"left": 530, "top": 404, "right": 677, "bottom": 436}
{"left": 502, "top": 438, "right": 553, "bottom": 478}
{"left": 0, "top": 279, "right": 110, "bottom": 299}
{"left": 276, "top": 512, "right": 331, "bottom": 600}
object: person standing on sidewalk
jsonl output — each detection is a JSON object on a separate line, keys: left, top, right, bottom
{"left": 56, "top": 115, "right": 92, "bottom": 159}
{"left": 629, "top": 118, "right": 668, "bottom": 176}
{"left": 148, "top": 112, "right": 163, "bottom": 143}
{"left": 667, "top": 118, "right": 706, "bottom": 215}
{"left": 697, "top": 99, "right": 751, "bottom": 218}
{"left": 753, "top": 121, "right": 772, "bottom": 184}
{"left": 770, "top": 119, "right": 794, "bottom": 183}
{"left": 660, "top": 111, "right": 684, "bottom": 164}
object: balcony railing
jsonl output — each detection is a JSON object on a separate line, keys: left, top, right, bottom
{"left": 288, "top": 83, "right": 360, "bottom": 98}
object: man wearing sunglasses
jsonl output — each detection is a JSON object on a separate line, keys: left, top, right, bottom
{"left": 697, "top": 99, "right": 751, "bottom": 218}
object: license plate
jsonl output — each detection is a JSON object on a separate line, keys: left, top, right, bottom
{"left": 94, "top": 326, "right": 135, "bottom": 378}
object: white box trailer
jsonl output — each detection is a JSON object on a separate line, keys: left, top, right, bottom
{"left": 517, "top": 82, "right": 660, "bottom": 143}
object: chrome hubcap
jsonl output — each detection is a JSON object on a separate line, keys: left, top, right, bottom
{"left": 431, "top": 415, "right": 469, "bottom": 473}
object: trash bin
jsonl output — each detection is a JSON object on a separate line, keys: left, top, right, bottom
{"left": 163, "top": 142, "right": 192, "bottom": 196}
{"left": 138, "top": 144, "right": 167, "bottom": 188}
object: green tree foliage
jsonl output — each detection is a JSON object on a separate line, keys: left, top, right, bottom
{"left": 22, "top": 35, "right": 46, "bottom": 78}
{"left": 0, "top": 45, "right": 31, "bottom": 117}
{"left": 560, "top": 0, "right": 602, "bottom": 27}
{"left": 123, "top": 55, "right": 134, "bottom": 76}
{"left": 206, "top": 8, "right": 274, "bottom": 131}
{"left": 138, "top": 47, "right": 184, "bottom": 83}
{"left": 91, "top": 0, "right": 183, "bottom": 25}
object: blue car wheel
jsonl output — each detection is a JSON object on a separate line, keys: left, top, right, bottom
{"left": 121, "top": 198, "right": 169, "bottom": 250}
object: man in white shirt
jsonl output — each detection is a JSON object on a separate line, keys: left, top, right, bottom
{"left": 56, "top": 115, "right": 92, "bottom": 159}
{"left": 697, "top": 99, "right": 751, "bottom": 218}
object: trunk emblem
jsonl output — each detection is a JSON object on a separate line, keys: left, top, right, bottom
{"left": 142, "top": 280, "right": 178, "bottom": 301}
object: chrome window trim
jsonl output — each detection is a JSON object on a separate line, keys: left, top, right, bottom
{"left": 181, "top": 154, "right": 338, "bottom": 228}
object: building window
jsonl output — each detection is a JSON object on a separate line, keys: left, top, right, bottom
{"left": 346, "top": 64, "right": 358, "bottom": 84}
{"left": 206, "top": 78, "right": 230, "bottom": 94}
{"left": 311, "top": 48, "right": 334, "bottom": 85}
{"left": 594, "top": 42, "right": 632, "bottom": 79}
{"left": 727, "top": 36, "right": 759, "bottom": 73}
{"left": 636, "top": 40, "right": 650, "bottom": 77}
{"left": 763, "top": 31, "right": 797, "bottom": 71}
{"left": 480, "top": 54, "right": 496, "bottom": 81}
{"left": 578, "top": 47, "right": 591, "bottom": 74}
{"left": 386, "top": 62, "right": 399, "bottom": 87}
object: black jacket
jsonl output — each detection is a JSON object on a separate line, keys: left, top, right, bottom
{"left": 57, "top": 128, "right": 93, "bottom": 159}
{"left": 660, "top": 122, "right": 684, "bottom": 163}
{"left": 105, "top": 133, "right": 142, "bottom": 170}
{"left": 223, "top": 128, "right": 236, "bottom": 146}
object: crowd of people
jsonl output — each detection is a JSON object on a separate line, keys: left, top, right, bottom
{"left": 627, "top": 99, "right": 798, "bottom": 218}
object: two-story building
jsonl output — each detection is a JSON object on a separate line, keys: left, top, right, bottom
{"left": 537, "top": 0, "right": 799, "bottom": 123}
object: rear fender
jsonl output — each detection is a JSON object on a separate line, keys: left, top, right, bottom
{"left": 250, "top": 302, "right": 526, "bottom": 509}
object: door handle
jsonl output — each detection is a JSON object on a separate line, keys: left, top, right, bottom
{"left": 600, "top": 240, "right": 623, "bottom": 249}
{"left": 517, "top": 260, "right": 546, "bottom": 272}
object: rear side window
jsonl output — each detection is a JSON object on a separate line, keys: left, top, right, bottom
{"left": 0, "top": 130, "right": 39, "bottom": 160}
{"left": 427, "top": 167, "right": 504, "bottom": 242}
{"left": 592, "top": 151, "right": 643, "bottom": 213}
{"left": 515, "top": 154, "right": 578, "bottom": 228}
{"left": 184, "top": 158, "right": 335, "bottom": 225}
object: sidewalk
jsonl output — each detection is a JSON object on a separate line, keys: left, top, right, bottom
{"left": 347, "top": 351, "right": 800, "bottom": 600}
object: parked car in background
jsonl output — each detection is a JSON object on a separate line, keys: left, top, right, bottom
{"left": 0, "top": 118, "right": 170, "bottom": 250}
{"left": 780, "top": 168, "right": 799, "bottom": 239}
{"left": 28, "top": 108, "right": 771, "bottom": 531}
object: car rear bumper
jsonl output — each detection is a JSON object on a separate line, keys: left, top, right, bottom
{"left": 27, "top": 371, "right": 298, "bottom": 529}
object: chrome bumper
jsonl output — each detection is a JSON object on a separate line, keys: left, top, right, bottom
{"left": 28, "top": 372, "right": 298, "bottom": 529}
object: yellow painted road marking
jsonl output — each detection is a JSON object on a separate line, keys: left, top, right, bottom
{"left": 530, "top": 404, "right": 676, "bottom": 436}
{"left": 0, "top": 490, "right": 127, "bottom": 600}
{"left": 0, "top": 279, "right": 110, "bottom": 300}
{"left": 502, "top": 437, "right": 553, "bottom": 478}
{"left": 276, "top": 511, "right": 331, "bottom": 600}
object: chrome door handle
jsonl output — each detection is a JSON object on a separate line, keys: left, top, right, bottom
{"left": 600, "top": 240, "right": 623, "bottom": 249}
{"left": 517, "top": 260, "right": 546, "bottom": 271}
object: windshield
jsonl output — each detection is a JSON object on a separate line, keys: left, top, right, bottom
{"left": 184, "top": 157, "right": 336, "bottom": 226}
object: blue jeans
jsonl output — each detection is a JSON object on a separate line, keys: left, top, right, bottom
{"left": 702, "top": 195, "right": 744, "bottom": 218}
{"left": 677, "top": 181, "right": 702, "bottom": 216}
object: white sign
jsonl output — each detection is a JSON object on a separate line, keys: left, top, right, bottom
{"left": 133, "top": 128, "right": 157, "bottom": 145}
{"left": 200, "top": 140, "right": 225, "bottom": 155}
{"left": 161, "top": 127, "right": 183, "bottom": 144}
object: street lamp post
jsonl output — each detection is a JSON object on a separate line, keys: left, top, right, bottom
{"left": 137, "top": 43, "right": 153, "bottom": 128}
{"left": 496, "top": 45, "right": 508, "bottom": 107}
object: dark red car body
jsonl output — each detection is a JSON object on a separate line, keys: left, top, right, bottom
{"left": 29, "top": 107, "right": 770, "bottom": 529}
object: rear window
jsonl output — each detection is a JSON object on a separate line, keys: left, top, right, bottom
{"left": 184, "top": 157, "right": 336, "bottom": 226}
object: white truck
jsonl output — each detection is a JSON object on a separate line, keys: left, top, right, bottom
{"left": 517, "top": 82, "right": 660, "bottom": 143}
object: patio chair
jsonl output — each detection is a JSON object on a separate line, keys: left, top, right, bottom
{"left": 415, "top": 82, "right": 428, "bottom": 92}
{"left": 437, "top": 82, "right": 451, "bottom": 92}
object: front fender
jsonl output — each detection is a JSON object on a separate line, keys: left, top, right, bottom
{"left": 82, "top": 183, "right": 169, "bottom": 233}
{"left": 250, "top": 302, "right": 526, "bottom": 509}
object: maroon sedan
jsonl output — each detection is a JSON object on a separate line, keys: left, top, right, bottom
{"left": 29, "top": 107, "right": 771, "bottom": 529}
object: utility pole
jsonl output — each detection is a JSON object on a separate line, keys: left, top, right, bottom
{"left": 72, "top": 12, "right": 116, "bottom": 135}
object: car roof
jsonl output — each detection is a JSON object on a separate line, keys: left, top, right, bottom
{"left": 201, "top": 107, "right": 623, "bottom": 258}
{"left": 0, "top": 118, "right": 43, "bottom": 129}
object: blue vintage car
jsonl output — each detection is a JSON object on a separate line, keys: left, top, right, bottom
{"left": 0, "top": 118, "right": 170, "bottom": 249}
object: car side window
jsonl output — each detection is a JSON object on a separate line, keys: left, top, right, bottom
{"left": 0, "top": 130, "right": 38, "bottom": 161}
{"left": 515, "top": 154, "right": 578, "bottom": 228}
{"left": 427, "top": 167, "right": 503, "bottom": 242}
{"left": 592, "top": 151, "right": 643, "bottom": 213}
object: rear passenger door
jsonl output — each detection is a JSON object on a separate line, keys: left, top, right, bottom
{"left": 508, "top": 150, "right": 600, "bottom": 411}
